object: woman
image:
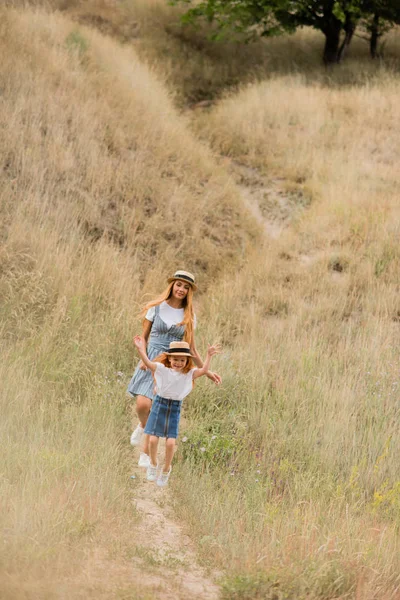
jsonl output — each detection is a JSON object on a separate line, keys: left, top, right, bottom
{"left": 127, "top": 270, "right": 221, "bottom": 467}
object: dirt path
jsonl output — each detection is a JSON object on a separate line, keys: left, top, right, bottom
{"left": 66, "top": 439, "right": 220, "bottom": 600}
{"left": 115, "top": 156, "right": 304, "bottom": 600}
{"left": 226, "top": 159, "right": 308, "bottom": 238}
{"left": 127, "top": 442, "right": 221, "bottom": 600}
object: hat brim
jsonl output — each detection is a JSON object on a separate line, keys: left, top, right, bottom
{"left": 167, "top": 276, "right": 197, "bottom": 291}
{"left": 165, "top": 351, "right": 194, "bottom": 358}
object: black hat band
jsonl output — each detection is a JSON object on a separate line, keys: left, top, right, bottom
{"left": 168, "top": 348, "right": 191, "bottom": 354}
{"left": 173, "top": 274, "right": 194, "bottom": 285}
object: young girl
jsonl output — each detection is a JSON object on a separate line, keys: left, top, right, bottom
{"left": 133, "top": 336, "right": 221, "bottom": 487}
{"left": 127, "top": 270, "right": 221, "bottom": 469}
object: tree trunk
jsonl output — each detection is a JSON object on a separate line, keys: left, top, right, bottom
{"left": 323, "top": 17, "right": 342, "bottom": 65}
{"left": 337, "top": 16, "right": 356, "bottom": 62}
{"left": 370, "top": 13, "right": 379, "bottom": 59}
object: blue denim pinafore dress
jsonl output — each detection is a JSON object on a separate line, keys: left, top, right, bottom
{"left": 127, "top": 304, "right": 185, "bottom": 401}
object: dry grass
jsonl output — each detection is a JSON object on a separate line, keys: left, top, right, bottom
{"left": 174, "top": 249, "right": 400, "bottom": 597}
{"left": 0, "top": 6, "right": 257, "bottom": 281}
{"left": 0, "top": 3, "right": 257, "bottom": 596}
{"left": 2, "top": 0, "right": 400, "bottom": 598}
{"left": 171, "top": 28, "right": 400, "bottom": 600}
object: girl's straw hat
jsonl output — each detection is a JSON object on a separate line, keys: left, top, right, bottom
{"left": 165, "top": 341, "right": 194, "bottom": 357}
{"left": 167, "top": 270, "right": 197, "bottom": 291}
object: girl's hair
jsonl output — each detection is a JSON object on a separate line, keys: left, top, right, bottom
{"left": 141, "top": 281, "right": 195, "bottom": 344}
{"left": 154, "top": 352, "right": 194, "bottom": 375}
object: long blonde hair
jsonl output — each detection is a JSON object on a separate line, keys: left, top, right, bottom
{"left": 141, "top": 281, "right": 195, "bottom": 344}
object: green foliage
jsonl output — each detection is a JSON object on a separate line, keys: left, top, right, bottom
{"left": 333, "top": 1, "right": 347, "bottom": 23}
{"left": 221, "top": 572, "right": 281, "bottom": 600}
{"left": 172, "top": 0, "right": 400, "bottom": 62}
{"left": 221, "top": 561, "right": 355, "bottom": 599}
{"left": 177, "top": 0, "right": 286, "bottom": 41}
{"left": 65, "top": 30, "right": 89, "bottom": 57}
{"left": 374, "top": 244, "right": 397, "bottom": 277}
{"left": 178, "top": 421, "right": 242, "bottom": 470}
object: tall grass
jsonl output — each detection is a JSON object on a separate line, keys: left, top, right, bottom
{"left": 2, "top": 0, "right": 400, "bottom": 597}
{"left": 171, "top": 44, "right": 400, "bottom": 600}
{"left": 0, "top": 7, "right": 257, "bottom": 281}
{"left": 174, "top": 255, "right": 400, "bottom": 597}
{"left": 0, "top": 237, "right": 138, "bottom": 597}
{"left": 0, "top": 4, "right": 257, "bottom": 596}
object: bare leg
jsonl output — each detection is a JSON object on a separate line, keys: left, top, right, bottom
{"left": 135, "top": 395, "right": 152, "bottom": 428}
{"left": 142, "top": 434, "right": 150, "bottom": 456}
{"left": 164, "top": 438, "right": 176, "bottom": 472}
{"left": 134, "top": 395, "right": 152, "bottom": 454}
{"left": 149, "top": 435, "right": 159, "bottom": 466}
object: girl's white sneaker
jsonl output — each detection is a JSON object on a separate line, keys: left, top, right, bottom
{"left": 146, "top": 463, "right": 158, "bottom": 482}
{"left": 130, "top": 424, "right": 144, "bottom": 446}
{"left": 138, "top": 452, "right": 151, "bottom": 468}
{"left": 156, "top": 468, "right": 171, "bottom": 487}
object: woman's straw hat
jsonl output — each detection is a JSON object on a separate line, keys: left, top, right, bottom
{"left": 167, "top": 270, "right": 197, "bottom": 291}
{"left": 165, "top": 341, "right": 194, "bottom": 357}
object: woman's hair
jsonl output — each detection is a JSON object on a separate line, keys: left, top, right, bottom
{"left": 141, "top": 281, "right": 195, "bottom": 344}
{"left": 154, "top": 352, "right": 194, "bottom": 375}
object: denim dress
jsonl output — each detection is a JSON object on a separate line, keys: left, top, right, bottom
{"left": 144, "top": 397, "right": 182, "bottom": 439}
{"left": 127, "top": 304, "right": 185, "bottom": 401}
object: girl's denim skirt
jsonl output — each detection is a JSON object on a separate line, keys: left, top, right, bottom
{"left": 144, "top": 395, "right": 182, "bottom": 439}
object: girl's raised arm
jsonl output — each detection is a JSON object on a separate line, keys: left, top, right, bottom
{"left": 133, "top": 335, "right": 157, "bottom": 373}
{"left": 191, "top": 338, "right": 222, "bottom": 385}
{"left": 193, "top": 344, "right": 222, "bottom": 381}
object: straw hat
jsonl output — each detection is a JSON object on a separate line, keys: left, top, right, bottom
{"left": 165, "top": 341, "right": 194, "bottom": 357}
{"left": 167, "top": 270, "right": 197, "bottom": 291}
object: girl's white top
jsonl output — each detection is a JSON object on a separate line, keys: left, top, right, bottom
{"left": 154, "top": 363, "right": 196, "bottom": 401}
{"left": 146, "top": 301, "right": 196, "bottom": 329}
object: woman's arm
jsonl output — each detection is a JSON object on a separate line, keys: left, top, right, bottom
{"left": 142, "top": 319, "right": 152, "bottom": 342}
{"left": 193, "top": 344, "right": 221, "bottom": 381}
{"left": 137, "top": 319, "right": 153, "bottom": 371}
{"left": 191, "top": 339, "right": 222, "bottom": 385}
{"left": 134, "top": 336, "right": 157, "bottom": 373}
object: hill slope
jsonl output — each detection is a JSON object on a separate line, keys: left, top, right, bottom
{"left": 2, "top": 2, "right": 400, "bottom": 599}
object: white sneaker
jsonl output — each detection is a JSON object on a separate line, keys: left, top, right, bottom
{"left": 146, "top": 463, "right": 158, "bottom": 482}
{"left": 138, "top": 452, "right": 151, "bottom": 468}
{"left": 156, "top": 468, "right": 171, "bottom": 487}
{"left": 130, "top": 424, "right": 144, "bottom": 446}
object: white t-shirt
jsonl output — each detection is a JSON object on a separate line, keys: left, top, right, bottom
{"left": 146, "top": 301, "right": 196, "bottom": 329}
{"left": 154, "top": 363, "right": 196, "bottom": 401}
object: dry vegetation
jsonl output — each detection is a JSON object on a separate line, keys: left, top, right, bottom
{"left": 1, "top": 0, "right": 400, "bottom": 598}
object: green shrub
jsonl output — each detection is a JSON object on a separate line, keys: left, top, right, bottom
{"left": 178, "top": 421, "right": 242, "bottom": 470}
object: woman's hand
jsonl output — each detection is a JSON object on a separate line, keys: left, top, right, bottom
{"left": 206, "top": 371, "right": 222, "bottom": 385}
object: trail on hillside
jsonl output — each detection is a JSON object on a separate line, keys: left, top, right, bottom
{"left": 128, "top": 441, "right": 220, "bottom": 600}
{"left": 117, "top": 151, "right": 305, "bottom": 600}
{"left": 70, "top": 441, "right": 221, "bottom": 600}
{"left": 118, "top": 156, "right": 305, "bottom": 599}
{"left": 224, "top": 158, "right": 308, "bottom": 239}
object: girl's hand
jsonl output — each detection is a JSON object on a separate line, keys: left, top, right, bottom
{"left": 139, "top": 360, "right": 148, "bottom": 371}
{"left": 207, "top": 371, "right": 222, "bottom": 385}
{"left": 207, "top": 343, "right": 222, "bottom": 357}
{"left": 134, "top": 335, "right": 145, "bottom": 352}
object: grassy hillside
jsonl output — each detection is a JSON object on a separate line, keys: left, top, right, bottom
{"left": 2, "top": 0, "right": 400, "bottom": 598}
{"left": 175, "top": 72, "right": 400, "bottom": 597}
{"left": 0, "top": 4, "right": 257, "bottom": 598}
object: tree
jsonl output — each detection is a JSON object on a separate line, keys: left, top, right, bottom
{"left": 174, "top": 0, "right": 400, "bottom": 64}
{"left": 360, "top": 1, "right": 400, "bottom": 57}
